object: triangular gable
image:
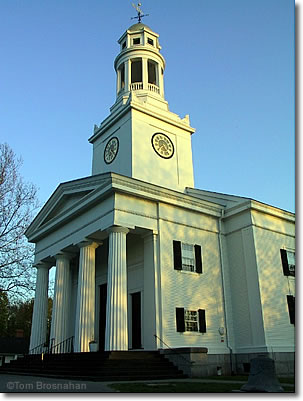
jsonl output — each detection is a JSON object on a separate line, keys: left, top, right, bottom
{"left": 26, "top": 173, "right": 112, "bottom": 238}
{"left": 42, "top": 190, "right": 92, "bottom": 225}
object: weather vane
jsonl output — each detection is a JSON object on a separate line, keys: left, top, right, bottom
{"left": 131, "top": 2, "right": 149, "bottom": 23}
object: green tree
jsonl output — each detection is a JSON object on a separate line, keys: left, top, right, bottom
{"left": 7, "top": 299, "right": 34, "bottom": 338}
{"left": 6, "top": 298, "right": 52, "bottom": 340}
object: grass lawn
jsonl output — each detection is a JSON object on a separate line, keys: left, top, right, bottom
{"left": 204, "top": 376, "right": 295, "bottom": 384}
{"left": 109, "top": 381, "right": 243, "bottom": 393}
{"left": 109, "top": 377, "right": 295, "bottom": 393}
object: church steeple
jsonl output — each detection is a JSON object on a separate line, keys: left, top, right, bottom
{"left": 114, "top": 23, "right": 166, "bottom": 104}
{"left": 89, "top": 19, "right": 195, "bottom": 193}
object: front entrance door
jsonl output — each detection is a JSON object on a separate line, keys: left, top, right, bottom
{"left": 99, "top": 284, "right": 107, "bottom": 351}
{"left": 131, "top": 292, "right": 142, "bottom": 349}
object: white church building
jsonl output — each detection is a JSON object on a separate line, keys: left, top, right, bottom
{"left": 27, "top": 21, "right": 295, "bottom": 376}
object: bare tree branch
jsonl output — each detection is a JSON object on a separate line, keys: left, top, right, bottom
{"left": 0, "top": 143, "right": 39, "bottom": 300}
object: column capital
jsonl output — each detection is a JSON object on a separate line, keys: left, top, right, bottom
{"left": 77, "top": 239, "right": 101, "bottom": 250}
{"left": 33, "top": 261, "right": 53, "bottom": 270}
{"left": 107, "top": 226, "right": 130, "bottom": 235}
{"left": 55, "top": 251, "right": 76, "bottom": 261}
{"left": 141, "top": 231, "right": 158, "bottom": 240}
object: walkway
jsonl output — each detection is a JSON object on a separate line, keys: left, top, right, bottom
{"left": 0, "top": 373, "right": 294, "bottom": 393}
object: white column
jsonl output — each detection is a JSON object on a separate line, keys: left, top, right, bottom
{"left": 105, "top": 226, "right": 129, "bottom": 351}
{"left": 124, "top": 60, "right": 131, "bottom": 92}
{"left": 74, "top": 240, "right": 99, "bottom": 352}
{"left": 143, "top": 232, "right": 159, "bottom": 349}
{"left": 49, "top": 252, "right": 73, "bottom": 350}
{"left": 142, "top": 57, "right": 148, "bottom": 90}
{"left": 29, "top": 262, "right": 50, "bottom": 353}
{"left": 158, "top": 63, "right": 164, "bottom": 98}
{"left": 126, "top": 59, "right": 131, "bottom": 92}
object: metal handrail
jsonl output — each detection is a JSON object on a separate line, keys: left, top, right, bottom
{"left": 49, "top": 336, "right": 74, "bottom": 354}
{"left": 154, "top": 334, "right": 193, "bottom": 366}
{"left": 29, "top": 341, "right": 49, "bottom": 355}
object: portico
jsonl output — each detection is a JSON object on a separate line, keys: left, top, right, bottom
{"left": 27, "top": 173, "right": 162, "bottom": 354}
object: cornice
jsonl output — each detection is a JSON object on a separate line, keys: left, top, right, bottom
{"left": 110, "top": 173, "right": 223, "bottom": 217}
{"left": 114, "top": 45, "right": 165, "bottom": 69}
{"left": 223, "top": 199, "right": 295, "bottom": 223}
{"left": 130, "top": 101, "right": 195, "bottom": 134}
{"left": 88, "top": 104, "right": 131, "bottom": 143}
{"left": 89, "top": 96, "right": 195, "bottom": 143}
{"left": 28, "top": 172, "right": 224, "bottom": 243}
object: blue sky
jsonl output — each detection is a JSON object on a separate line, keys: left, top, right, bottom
{"left": 0, "top": 0, "right": 295, "bottom": 212}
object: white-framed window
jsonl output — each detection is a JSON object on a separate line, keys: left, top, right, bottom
{"left": 147, "top": 37, "right": 154, "bottom": 46}
{"left": 173, "top": 241, "right": 202, "bottom": 273}
{"left": 181, "top": 243, "right": 195, "bottom": 272}
{"left": 281, "top": 249, "right": 295, "bottom": 277}
{"left": 184, "top": 310, "right": 199, "bottom": 331}
{"left": 287, "top": 251, "right": 295, "bottom": 275}
{"left": 176, "top": 307, "right": 206, "bottom": 333}
{"left": 133, "top": 37, "right": 140, "bottom": 45}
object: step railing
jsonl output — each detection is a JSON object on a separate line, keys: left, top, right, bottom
{"left": 29, "top": 341, "right": 49, "bottom": 355}
{"left": 29, "top": 336, "right": 74, "bottom": 355}
{"left": 49, "top": 336, "right": 74, "bottom": 354}
{"left": 154, "top": 334, "right": 193, "bottom": 367}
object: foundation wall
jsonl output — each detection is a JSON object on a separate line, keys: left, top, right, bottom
{"left": 160, "top": 348, "right": 294, "bottom": 377}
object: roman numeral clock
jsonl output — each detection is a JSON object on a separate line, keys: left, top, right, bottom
{"left": 151, "top": 133, "right": 174, "bottom": 159}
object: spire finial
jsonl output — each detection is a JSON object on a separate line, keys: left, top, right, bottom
{"left": 131, "top": 2, "right": 149, "bottom": 23}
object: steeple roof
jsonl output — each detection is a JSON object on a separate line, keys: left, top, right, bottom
{"left": 128, "top": 23, "right": 152, "bottom": 32}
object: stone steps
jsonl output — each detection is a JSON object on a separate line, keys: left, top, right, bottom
{"left": 0, "top": 351, "right": 187, "bottom": 381}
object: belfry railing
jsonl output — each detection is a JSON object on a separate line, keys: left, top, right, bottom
{"left": 130, "top": 82, "right": 143, "bottom": 90}
{"left": 148, "top": 83, "right": 160, "bottom": 93}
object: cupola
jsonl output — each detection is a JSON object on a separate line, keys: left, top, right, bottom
{"left": 114, "top": 23, "right": 166, "bottom": 102}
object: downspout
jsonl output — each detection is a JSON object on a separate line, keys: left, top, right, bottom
{"left": 218, "top": 208, "right": 234, "bottom": 374}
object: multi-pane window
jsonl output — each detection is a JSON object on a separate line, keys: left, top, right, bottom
{"left": 184, "top": 310, "right": 198, "bottom": 331}
{"left": 176, "top": 308, "right": 206, "bottom": 333}
{"left": 181, "top": 243, "right": 195, "bottom": 272}
{"left": 281, "top": 249, "right": 295, "bottom": 277}
{"left": 287, "top": 251, "right": 295, "bottom": 275}
{"left": 173, "top": 241, "right": 202, "bottom": 273}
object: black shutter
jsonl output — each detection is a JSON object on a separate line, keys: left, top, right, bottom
{"left": 195, "top": 245, "right": 202, "bottom": 274}
{"left": 280, "top": 249, "right": 290, "bottom": 276}
{"left": 176, "top": 307, "right": 185, "bottom": 332}
{"left": 287, "top": 295, "right": 295, "bottom": 325}
{"left": 198, "top": 309, "right": 206, "bottom": 333}
{"left": 173, "top": 241, "right": 182, "bottom": 270}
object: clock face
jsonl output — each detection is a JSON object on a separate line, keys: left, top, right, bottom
{"left": 104, "top": 137, "right": 119, "bottom": 164}
{"left": 151, "top": 133, "right": 174, "bottom": 159}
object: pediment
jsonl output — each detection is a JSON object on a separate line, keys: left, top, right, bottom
{"left": 42, "top": 190, "right": 92, "bottom": 225}
{"left": 26, "top": 173, "right": 113, "bottom": 239}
